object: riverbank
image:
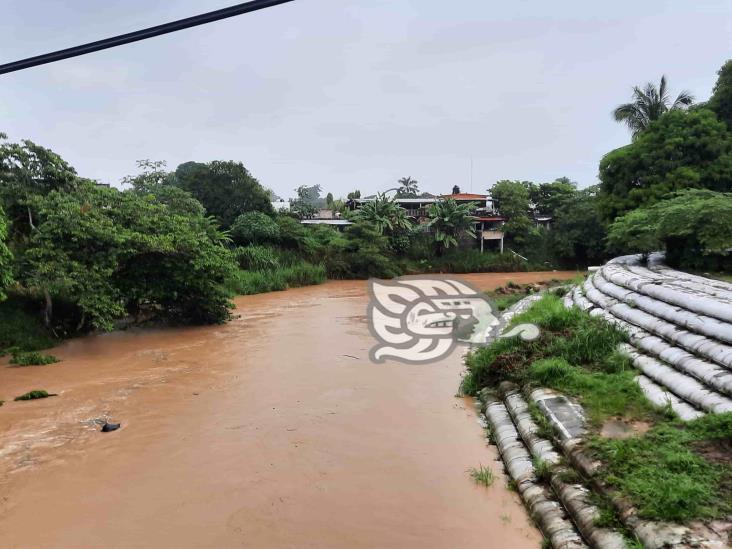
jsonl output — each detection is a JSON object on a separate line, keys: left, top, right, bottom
{"left": 0, "top": 271, "right": 575, "bottom": 548}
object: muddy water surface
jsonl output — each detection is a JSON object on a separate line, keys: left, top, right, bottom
{"left": 0, "top": 272, "right": 576, "bottom": 548}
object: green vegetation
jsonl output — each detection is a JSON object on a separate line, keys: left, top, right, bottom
{"left": 0, "top": 206, "right": 12, "bottom": 301}
{"left": 427, "top": 198, "right": 476, "bottom": 253}
{"left": 590, "top": 413, "right": 732, "bottom": 522}
{"left": 600, "top": 70, "right": 732, "bottom": 222}
{"left": 354, "top": 193, "right": 411, "bottom": 235}
{"left": 14, "top": 389, "right": 54, "bottom": 401}
{"left": 10, "top": 351, "right": 58, "bottom": 366}
{"left": 532, "top": 457, "right": 552, "bottom": 483}
{"left": 468, "top": 465, "right": 495, "bottom": 487}
{"left": 462, "top": 294, "right": 732, "bottom": 524}
{"left": 461, "top": 294, "right": 652, "bottom": 425}
{"left": 224, "top": 263, "right": 326, "bottom": 296}
{"left": 607, "top": 189, "right": 732, "bottom": 270}
{"left": 612, "top": 75, "right": 694, "bottom": 139}
{"left": 0, "top": 297, "right": 57, "bottom": 355}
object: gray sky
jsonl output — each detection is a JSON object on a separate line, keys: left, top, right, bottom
{"left": 1, "top": 1, "right": 731, "bottom": 198}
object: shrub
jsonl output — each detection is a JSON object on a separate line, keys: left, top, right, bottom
{"left": 223, "top": 263, "right": 326, "bottom": 296}
{"left": 14, "top": 389, "right": 54, "bottom": 401}
{"left": 234, "top": 246, "right": 280, "bottom": 271}
{"left": 230, "top": 211, "right": 280, "bottom": 245}
{"left": 10, "top": 350, "right": 58, "bottom": 366}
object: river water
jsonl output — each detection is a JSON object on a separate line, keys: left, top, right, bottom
{"left": 0, "top": 272, "right": 575, "bottom": 548}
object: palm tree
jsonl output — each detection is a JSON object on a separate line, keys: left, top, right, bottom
{"left": 356, "top": 193, "right": 412, "bottom": 235}
{"left": 396, "top": 176, "right": 419, "bottom": 198}
{"left": 427, "top": 199, "right": 476, "bottom": 253}
{"left": 613, "top": 75, "right": 694, "bottom": 139}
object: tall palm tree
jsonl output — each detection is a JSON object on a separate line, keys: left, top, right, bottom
{"left": 396, "top": 176, "right": 419, "bottom": 198}
{"left": 427, "top": 199, "right": 476, "bottom": 253}
{"left": 356, "top": 193, "right": 412, "bottom": 235}
{"left": 613, "top": 76, "right": 694, "bottom": 139}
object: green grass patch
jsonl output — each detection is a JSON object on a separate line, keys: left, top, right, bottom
{"left": 14, "top": 389, "right": 55, "bottom": 401}
{"left": 469, "top": 465, "right": 495, "bottom": 487}
{"left": 9, "top": 350, "right": 59, "bottom": 366}
{"left": 532, "top": 457, "right": 552, "bottom": 483}
{"left": 223, "top": 263, "right": 327, "bottom": 296}
{"left": 461, "top": 292, "right": 732, "bottom": 524}
{"left": 461, "top": 294, "right": 640, "bottom": 423}
{"left": 590, "top": 413, "right": 732, "bottom": 522}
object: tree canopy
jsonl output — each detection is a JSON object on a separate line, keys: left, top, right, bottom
{"left": 607, "top": 189, "right": 732, "bottom": 269}
{"left": 427, "top": 198, "right": 475, "bottom": 252}
{"left": 598, "top": 108, "right": 732, "bottom": 221}
{"left": 613, "top": 75, "right": 694, "bottom": 138}
{"left": 547, "top": 186, "right": 606, "bottom": 267}
{"left": 355, "top": 194, "right": 411, "bottom": 235}
{"left": 171, "top": 161, "right": 272, "bottom": 227}
{"left": 707, "top": 59, "right": 732, "bottom": 128}
{"left": 231, "top": 211, "right": 280, "bottom": 245}
{"left": 0, "top": 208, "right": 12, "bottom": 300}
{"left": 20, "top": 182, "right": 235, "bottom": 332}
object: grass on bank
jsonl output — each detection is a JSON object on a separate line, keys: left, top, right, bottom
{"left": 461, "top": 293, "right": 732, "bottom": 523}
{"left": 223, "top": 263, "right": 327, "bottom": 296}
{"left": 468, "top": 465, "right": 495, "bottom": 487}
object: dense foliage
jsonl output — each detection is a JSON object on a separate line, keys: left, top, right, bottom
{"left": 171, "top": 161, "right": 273, "bottom": 228}
{"left": 0, "top": 208, "right": 12, "bottom": 300}
{"left": 599, "top": 109, "right": 732, "bottom": 220}
{"left": 707, "top": 60, "right": 732, "bottom": 128}
{"left": 607, "top": 189, "right": 732, "bottom": 270}
{"left": 612, "top": 75, "right": 693, "bottom": 138}
{"left": 21, "top": 182, "right": 236, "bottom": 331}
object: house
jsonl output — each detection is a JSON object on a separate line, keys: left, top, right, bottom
{"left": 347, "top": 186, "right": 507, "bottom": 253}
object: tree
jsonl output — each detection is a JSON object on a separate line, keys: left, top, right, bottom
{"left": 0, "top": 207, "right": 12, "bottom": 300}
{"left": 598, "top": 108, "right": 732, "bottom": 221}
{"left": 122, "top": 159, "right": 169, "bottom": 192}
{"left": 171, "top": 161, "right": 272, "bottom": 228}
{"left": 396, "top": 176, "right": 419, "bottom": 198}
{"left": 326, "top": 192, "right": 334, "bottom": 207}
{"left": 21, "top": 182, "right": 236, "bottom": 332}
{"left": 708, "top": 59, "right": 732, "bottom": 128}
{"left": 230, "top": 211, "right": 280, "bottom": 245}
{"left": 491, "top": 180, "right": 533, "bottom": 246}
{"left": 534, "top": 178, "right": 577, "bottom": 217}
{"left": 427, "top": 198, "right": 476, "bottom": 253}
{"left": 124, "top": 160, "right": 205, "bottom": 217}
{"left": 355, "top": 194, "right": 411, "bottom": 235}
{"left": 548, "top": 187, "right": 607, "bottom": 267}
{"left": 291, "top": 185, "right": 320, "bottom": 219}
{"left": 347, "top": 190, "right": 361, "bottom": 200}
{"left": 0, "top": 135, "right": 79, "bottom": 238}
{"left": 613, "top": 75, "right": 694, "bottom": 139}
{"left": 607, "top": 189, "right": 732, "bottom": 269}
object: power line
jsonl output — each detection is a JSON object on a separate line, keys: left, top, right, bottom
{"left": 0, "top": 0, "right": 295, "bottom": 76}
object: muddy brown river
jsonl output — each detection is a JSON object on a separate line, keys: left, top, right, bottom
{"left": 0, "top": 272, "right": 576, "bottom": 548}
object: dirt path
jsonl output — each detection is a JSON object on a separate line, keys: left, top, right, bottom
{"left": 0, "top": 271, "right": 576, "bottom": 548}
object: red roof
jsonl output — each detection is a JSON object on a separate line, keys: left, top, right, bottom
{"left": 441, "top": 193, "right": 487, "bottom": 200}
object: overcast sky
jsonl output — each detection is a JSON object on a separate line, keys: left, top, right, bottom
{"left": 1, "top": 1, "right": 731, "bottom": 198}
